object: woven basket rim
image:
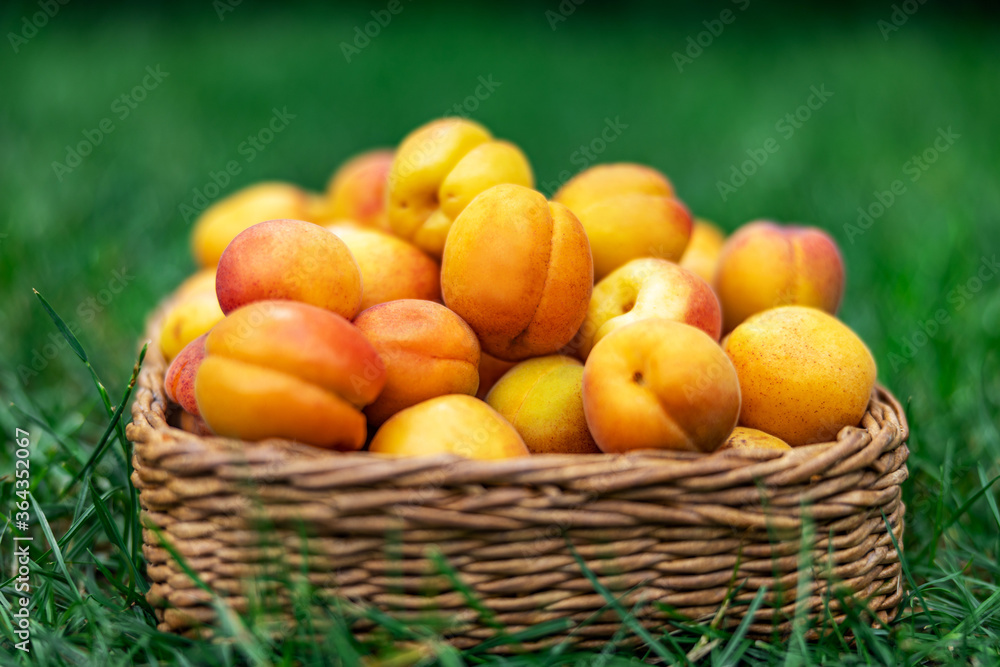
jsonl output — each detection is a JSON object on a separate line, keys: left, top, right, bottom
{"left": 128, "top": 298, "right": 909, "bottom": 487}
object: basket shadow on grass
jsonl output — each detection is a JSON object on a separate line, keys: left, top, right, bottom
{"left": 3, "top": 292, "right": 995, "bottom": 666}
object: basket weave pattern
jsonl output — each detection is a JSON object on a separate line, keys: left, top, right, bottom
{"left": 128, "top": 317, "right": 909, "bottom": 651}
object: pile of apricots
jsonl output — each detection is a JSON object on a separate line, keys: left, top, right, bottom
{"left": 161, "top": 118, "right": 877, "bottom": 460}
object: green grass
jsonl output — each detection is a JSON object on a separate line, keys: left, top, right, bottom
{"left": 1, "top": 1, "right": 999, "bottom": 664}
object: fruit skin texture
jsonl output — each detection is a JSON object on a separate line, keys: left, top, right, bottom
{"left": 486, "top": 355, "right": 601, "bottom": 455}
{"left": 680, "top": 219, "right": 726, "bottom": 285}
{"left": 216, "top": 219, "right": 363, "bottom": 319}
{"left": 475, "top": 353, "right": 517, "bottom": 400}
{"left": 582, "top": 318, "right": 741, "bottom": 453}
{"left": 164, "top": 334, "right": 207, "bottom": 417}
{"left": 369, "top": 394, "right": 529, "bottom": 460}
{"left": 326, "top": 222, "right": 440, "bottom": 311}
{"left": 715, "top": 221, "right": 845, "bottom": 333}
{"left": 571, "top": 258, "right": 722, "bottom": 359}
{"left": 553, "top": 163, "right": 692, "bottom": 281}
{"left": 195, "top": 300, "right": 385, "bottom": 450}
{"left": 324, "top": 149, "right": 395, "bottom": 229}
{"left": 191, "top": 182, "right": 310, "bottom": 267}
{"left": 387, "top": 118, "right": 534, "bottom": 259}
{"left": 723, "top": 306, "right": 876, "bottom": 446}
{"left": 441, "top": 184, "right": 593, "bottom": 361}
{"left": 159, "top": 276, "right": 224, "bottom": 362}
{"left": 718, "top": 426, "right": 791, "bottom": 452}
{"left": 354, "top": 300, "right": 481, "bottom": 425}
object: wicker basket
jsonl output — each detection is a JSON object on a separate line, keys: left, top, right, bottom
{"left": 127, "top": 309, "right": 909, "bottom": 652}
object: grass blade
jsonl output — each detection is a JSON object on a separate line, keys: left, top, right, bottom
{"left": 34, "top": 289, "right": 140, "bottom": 492}
{"left": 0, "top": 483, "right": 110, "bottom": 589}
{"left": 8, "top": 402, "right": 90, "bottom": 466}
{"left": 936, "top": 472, "right": 1000, "bottom": 537}
{"left": 882, "top": 508, "right": 936, "bottom": 634}
{"left": 88, "top": 480, "right": 150, "bottom": 596}
{"left": 429, "top": 548, "right": 502, "bottom": 631}
{"left": 471, "top": 618, "right": 575, "bottom": 654}
{"left": 59, "top": 347, "right": 145, "bottom": 499}
{"left": 29, "top": 492, "right": 83, "bottom": 603}
{"left": 716, "top": 586, "right": 768, "bottom": 666}
{"left": 145, "top": 523, "right": 214, "bottom": 596}
{"left": 33, "top": 288, "right": 88, "bottom": 363}
{"left": 567, "top": 541, "right": 687, "bottom": 665}
{"left": 950, "top": 586, "right": 1000, "bottom": 638}
{"left": 88, "top": 548, "right": 136, "bottom": 601}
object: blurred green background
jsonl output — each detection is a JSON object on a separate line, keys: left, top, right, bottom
{"left": 1, "top": 0, "right": 998, "bottom": 567}
{"left": 1, "top": 1, "right": 999, "bottom": 662}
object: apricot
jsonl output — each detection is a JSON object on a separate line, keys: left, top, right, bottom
{"left": 354, "top": 300, "right": 480, "bottom": 425}
{"left": 583, "top": 318, "right": 741, "bottom": 453}
{"left": 175, "top": 268, "right": 217, "bottom": 298}
{"left": 572, "top": 258, "right": 721, "bottom": 359}
{"left": 195, "top": 300, "right": 385, "bottom": 450}
{"left": 216, "top": 219, "right": 362, "bottom": 318}
{"left": 718, "top": 427, "right": 792, "bottom": 452}
{"left": 303, "top": 192, "right": 332, "bottom": 222}
{"left": 324, "top": 149, "right": 395, "bottom": 229}
{"left": 387, "top": 118, "right": 534, "bottom": 258}
{"left": 159, "top": 274, "right": 224, "bottom": 362}
{"left": 486, "top": 355, "right": 601, "bottom": 455}
{"left": 441, "top": 184, "right": 593, "bottom": 361}
{"left": 326, "top": 222, "right": 440, "bottom": 311}
{"left": 715, "top": 221, "right": 845, "bottom": 332}
{"left": 554, "top": 164, "right": 692, "bottom": 280}
{"left": 369, "top": 395, "right": 529, "bottom": 460}
{"left": 178, "top": 411, "right": 213, "bottom": 436}
{"left": 163, "top": 334, "right": 207, "bottom": 417}
{"left": 190, "top": 182, "right": 311, "bottom": 267}
{"left": 475, "top": 352, "right": 517, "bottom": 400}
{"left": 723, "top": 306, "right": 876, "bottom": 446}
{"left": 680, "top": 219, "right": 726, "bottom": 285}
